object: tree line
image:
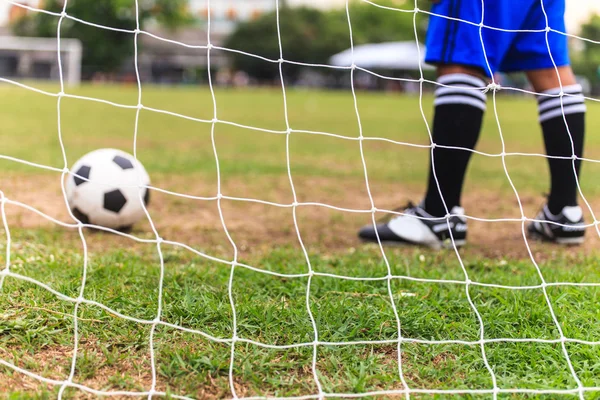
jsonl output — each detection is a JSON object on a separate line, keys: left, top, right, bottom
{"left": 10, "top": 0, "right": 600, "bottom": 85}
{"left": 571, "top": 14, "right": 600, "bottom": 86}
{"left": 223, "top": 2, "right": 428, "bottom": 82}
{"left": 11, "top": 0, "right": 425, "bottom": 80}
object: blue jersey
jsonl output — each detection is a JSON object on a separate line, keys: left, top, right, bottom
{"left": 425, "top": 0, "right": 569, "bottom": 76}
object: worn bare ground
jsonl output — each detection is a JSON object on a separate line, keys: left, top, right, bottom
{"left": 1, "top": 173, "right": 598, "bottom": 261}
{"left": 1, "top": 339, "right": 190, "bottom": 399}
{"left": 0, "top": 344, "right": 68, "bottom": 395}
{"left": 0, "top": 341, "right": 408, "bottom": 399}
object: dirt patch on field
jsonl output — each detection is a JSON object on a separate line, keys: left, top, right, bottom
{"left": 1, "top": 173, "right": 599, "bottom": 261}
{"left": 0, "top": 337, "right": 311, "bottom": 399}
{"left": 0, "top": 339, "right": 173, "bottom": 399}
{"left": 0, "top": 344, "right": 70, "bottom": 393}
{"left": 0, "top": 369, "right": 56, "bottom": 396}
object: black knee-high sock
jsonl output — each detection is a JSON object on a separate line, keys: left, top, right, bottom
{"left": 423, "top": 73, "right": 487, "bottom": 217}
{"left": 538, "top": 84, "right": 586, "bottom": 215}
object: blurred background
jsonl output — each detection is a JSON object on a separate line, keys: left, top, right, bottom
{"left": 1, "top": 0, "right": 599, "bottom": 93}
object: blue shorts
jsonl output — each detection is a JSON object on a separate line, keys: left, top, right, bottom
{"left": 424, "top": 0, "right": 569, "bottom": 76}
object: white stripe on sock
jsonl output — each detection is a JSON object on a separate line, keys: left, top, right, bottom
{"left": 536, "top": 84, "right": 583, "bottom": 100}
{"left": 434, "top": 95, "right": 487, "bottom": 111}
{"left": 539, "top": 103, "right": 587, "bottom": 123}
{"left": 435, "top": 86, "right": 487, "bottom": 102}
{"left": 538, "top": 95, "right": 584, "bottom": 113}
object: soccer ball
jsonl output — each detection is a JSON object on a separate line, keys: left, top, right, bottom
{"left": 65, "top": 149, "right": 151, "bottom": 231}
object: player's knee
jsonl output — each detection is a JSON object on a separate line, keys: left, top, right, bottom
{"left": 526, "top": 66, "right": 577, "bottom": 92}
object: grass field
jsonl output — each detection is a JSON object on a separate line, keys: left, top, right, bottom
{"left": 1, "top": 80, "right": 600, "bottom": 399}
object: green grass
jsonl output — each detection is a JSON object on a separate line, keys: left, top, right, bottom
{"left": 2, "top": 82, "right": 600, "bottom": 194}
{"left": 2, "top": 232, "right": 600, "bottom": 398}
{"left": 1, "top": 81, "right": 600, "bottom": 398}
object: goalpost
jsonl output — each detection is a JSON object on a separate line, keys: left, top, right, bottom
{"left": 0, "top": 0, "right": 599, "bottom": 398}
{"left": 0, "top": 35, "right": 82, "bottom": 86}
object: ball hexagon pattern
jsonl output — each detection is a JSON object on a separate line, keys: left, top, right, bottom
{"left": 65, "top": 149, "right": 151, "bottom": 230}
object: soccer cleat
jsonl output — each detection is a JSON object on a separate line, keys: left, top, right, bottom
{"left": 358, "top": 203, "right": 468, "bottom": 249}
{"left": 527, "top": 205, "right": 586, "bottom": 245}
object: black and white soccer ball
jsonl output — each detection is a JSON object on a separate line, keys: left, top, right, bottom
{"left": 66, "top": 149, "right": 151, "bottom": 230}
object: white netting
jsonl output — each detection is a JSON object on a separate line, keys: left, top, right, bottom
{"left": 0, "top": 0, "right": 599, "bottom": 399}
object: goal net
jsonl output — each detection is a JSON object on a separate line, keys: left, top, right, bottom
{"left": 1, "top": 0, "right": 599, "bottom": 398}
